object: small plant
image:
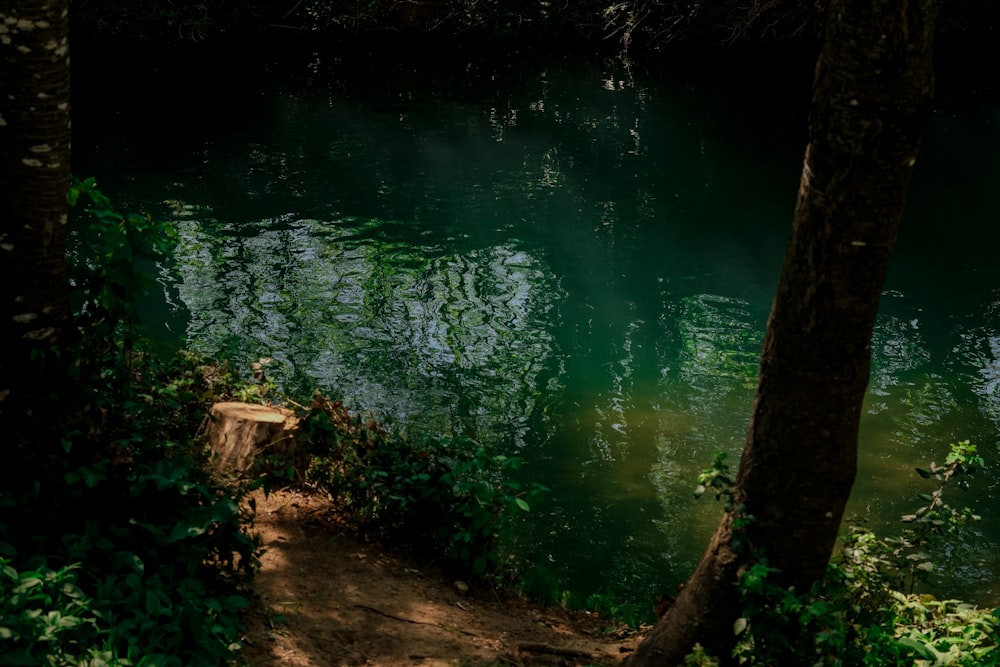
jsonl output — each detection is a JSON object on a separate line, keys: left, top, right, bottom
{"left": 838, "top": 441, "right": 984, "bottom": 604}
{"left": 0, "top": 559, "right": 105, "bottom": 666}
{"left": 683, "top": 643, "right": 721, "bottom": 667}
{"left": 731, "top": 559, "right": 855, "bottom": 666}
{"left": 693, "top": 451, "right": 753, "bottom": 552}
{"left": 693, "top": 452, "right": 736, "bottom": 506}
{"left": 895, "top": 441, "right": 984, "bottom": 592}
{"left": 519, "top": 564, "right": 563, "bottom": 606}
{"left": 584, "top": 591, "right": 643, "bottom": 628}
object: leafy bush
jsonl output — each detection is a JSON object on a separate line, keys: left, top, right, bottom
{"left": 0, "top": 560, "right": 105, "bottom": 667}
{"left": 695, "top": 441, "right": 1000, "bottom": 667}
{"left": 0, "top": 181, "right": 259, "bottom": 666}
{"left": 300, "top": 396, "right": 546, "bottom": 575}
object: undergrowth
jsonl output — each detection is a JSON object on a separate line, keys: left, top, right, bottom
{"left": 685, "top": 441, "right": 1000, "bottom": 666}
{"left": 292, "top": 395, "right": 548, "bottom": 576}
{"left": 1, "top": 179, "right": 259, "bottom": 666}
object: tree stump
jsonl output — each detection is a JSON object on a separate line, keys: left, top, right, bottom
{"left": 207, "top": 402, "right": 300, "bottom": 478}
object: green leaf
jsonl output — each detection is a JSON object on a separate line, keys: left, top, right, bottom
{"left": 514, "top": 498, "right": 530, "bottom": 512}
{"left": 224, "top": 595, "right": 250, "bottom": 610}
{"left": 897, "top": 637, "right": 936, "bottom": 659}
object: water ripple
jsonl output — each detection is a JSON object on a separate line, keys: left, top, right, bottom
{"left": 168, "top": 213, "right": 562, "bottom": 445}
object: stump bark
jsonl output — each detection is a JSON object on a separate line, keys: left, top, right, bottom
{"left": 207, "top": 402, "right": 300, "bottom": 477}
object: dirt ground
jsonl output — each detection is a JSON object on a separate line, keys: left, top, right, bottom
{"left": 242, "top": 489, "right": 641, "bottom": 667}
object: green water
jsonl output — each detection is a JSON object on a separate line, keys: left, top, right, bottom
{"left": 72, "top": 47, "right": 1000, "bottom": 609}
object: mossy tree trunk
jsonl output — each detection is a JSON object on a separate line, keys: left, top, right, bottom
{"left": 0, "top": 0, "right": 71, "bottom": 418}
{"left": 625, "top": 0, "right": 937, "bottom": 663}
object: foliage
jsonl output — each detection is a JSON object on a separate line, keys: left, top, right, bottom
{"left": 603, "top": 0, "right": 825, "bottom": 52}
{"left": 840, "top": 441, "right": 985, "bottom": 603}
{"left": 68, "top": 176, "right": 178, "bottom": 358}
{"left": 68, "top": 0, "right": 1000, "bottom": 49}
{"left": 518, "top": 564, "right": 563, "bottom": 607}
{"left": 726, "top": 561, "right": 1000, "bottom": 667}
{"left": 0, "top": 560, "right": 104, "bottom": 667}
{"left": 272, "top": 0, "right": 823, "bottom": 45}
{"left": 683, "top": 643, "right": 720, "bottom": 667}
{"left": 517, "top": 564, "right": 650, "bottom": 629}
{"left": 1, "top": 181, "right": 259, "bottom": 666}
{"left": 687, "top": 441, "right": 999, "bottom": 666}
{"left": 693, "top": 452, "right": 736, "bottom": 506}
{"left": 693, "top": 452, "right": 753, "bottom": 553}
{"left": 583, "top": 591, "right": 643, "bottom": 629}
{"left": 70, "top": 0, "right": 266, "bottom": 42}
{"left": 299, "top": 396, "right": 547, "bottom": 575}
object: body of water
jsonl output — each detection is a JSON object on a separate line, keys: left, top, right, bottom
{"left": 72, "top": 44, "right": 1000, "bottom": 609}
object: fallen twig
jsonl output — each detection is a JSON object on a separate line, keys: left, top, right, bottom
{"left": 353, "top": 604, "right": 433, "bottom": 625}
{"left": 516, "top": 642, "right": 595, "bottom": 660}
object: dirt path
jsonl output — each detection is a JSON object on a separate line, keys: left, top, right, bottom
{"left": 243, "top": 489, "right": 639, "bottom": 667}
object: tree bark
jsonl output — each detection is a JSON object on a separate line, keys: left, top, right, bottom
{"left": 0, "top": 1, "right": 71, "bottom": 416}
{"left": 207, "top": 402, "right": 301, "bottom": 478}
{"left": 625, "top": 1, "right": 937, "bottom": 664}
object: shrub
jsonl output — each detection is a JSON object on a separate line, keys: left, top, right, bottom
{"left": 698, "top": 441, "right": 1000, "bottom": 667}
{"left": 300, "top": 395, "right": 546, "bottom": 575}
{"left": 0, "top": 181, "right": 259, "bottom": 666}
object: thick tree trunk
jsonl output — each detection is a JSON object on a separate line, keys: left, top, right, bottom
{"left": 207, "top": 402, "right": 301, "bottom": 478}
{"left": 625, "top": 1, "right": 936, "bottom": 664}
{"left": 0, "top": 1, "right": 71, "bottom": 415}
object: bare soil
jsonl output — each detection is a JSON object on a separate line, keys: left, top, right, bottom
{"left": 242, "top": 489, "right": 640, "bottom": 667}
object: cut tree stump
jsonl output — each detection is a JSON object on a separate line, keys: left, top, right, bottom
{"left": 207, "top": 402, "right": 300, "bottom": 478}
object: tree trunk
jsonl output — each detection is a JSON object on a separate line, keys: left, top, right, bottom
{"left": 625, "top": 1, "right": 937, "bottom": 664}
{"left": 0, "top": 1, "right": 71, "bottom": 416}
{"left": 207, "top": 402, "right": 301, "bottom": 478}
